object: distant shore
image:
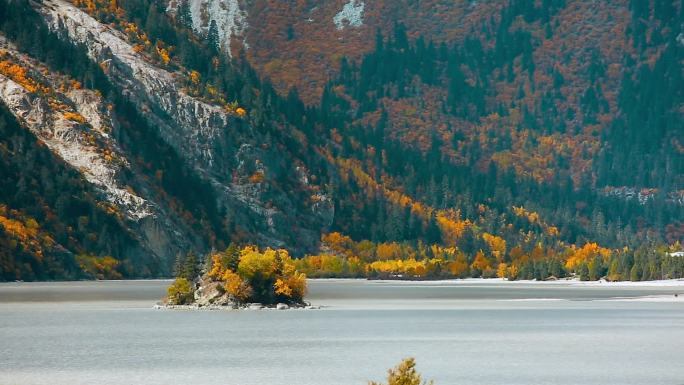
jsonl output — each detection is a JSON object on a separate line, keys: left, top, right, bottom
{"left": 2, "top": 277, "right": 684, "bottom": 286}
{"left": 306, "top": 277, "right": 684, "bottom": 287}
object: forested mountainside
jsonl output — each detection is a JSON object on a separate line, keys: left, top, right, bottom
{"left": 0, "top": 0, "right": 682, "bottom": 281}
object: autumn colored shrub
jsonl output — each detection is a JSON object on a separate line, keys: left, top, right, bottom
{"left": 166, "top": 277, "right": 194, "bottom": 305}
{"left": 63, "top": 111, "right": 87, "bottom": 124}
{"left": 75, "top": 254, "right": 122, "bottom": 280}
{"left": 369, "top": 358, "right": 434, "bottom": 385}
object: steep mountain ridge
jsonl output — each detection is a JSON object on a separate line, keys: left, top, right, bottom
{"left": 0, "top": 35, "right": 151, "bottom": 219}
{"left": 0, "top": 0, "right": 334, "bottom": 279}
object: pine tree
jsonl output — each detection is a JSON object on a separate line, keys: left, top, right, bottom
{"left": 207, "top": 19, "right": 220, "bottom": 52}
{"left": 182, "top": 252, "right": 198, "bottom": 280}
{"left": 177, "top": 0, "right": 192, "bottom": 30}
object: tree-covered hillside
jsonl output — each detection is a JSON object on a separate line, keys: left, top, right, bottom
{"left": 0, "top": 0, "right": 682, "bottom": 281}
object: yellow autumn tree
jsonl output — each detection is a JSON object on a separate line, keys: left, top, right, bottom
{"left": 204, "top": 245, "right": 307, "bottom": 304}
{"left": 321, "top": 232, "right": 354, "bottom": 256}
{"left": 237, "top": 246, "right": 277, "bottom": 281}
{"left": 482, "top": 233, "right": 506, "bottom": 262}
{"left": 496, "top": 263, "right": 508, "bottom": 279}
{"left": 376, "top": 242, "right": 403, "bottom": 260}
{"left": 470, "top": 250, "right": 492, "bottom": 273}
{"left": 221, "top": 269, "right": 253, "bottom": 302}
{"left": 166, "top": 277, "right": 193, "bottom": 305}
{"left": 447, "top": 255, "right": 469, "bottom": 277}
{"left": 369, "top": 358, "right": 434, "bottom": 385}
{"left": 565, "top": 243, "right": 611, "bottom": 270}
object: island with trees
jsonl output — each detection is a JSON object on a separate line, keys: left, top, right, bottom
{"left": 163, "top": 244, "right": 309, "bottom": 309}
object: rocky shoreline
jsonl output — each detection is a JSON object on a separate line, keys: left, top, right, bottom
{"left": 154, "top": 302, "right": 323, "bottom": 311}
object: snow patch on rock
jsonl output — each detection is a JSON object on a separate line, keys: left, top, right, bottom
{"left": 333, "top": 0, "right": 365, "bottom": 30}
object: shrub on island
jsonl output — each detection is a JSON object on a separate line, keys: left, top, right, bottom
{"left": 166, "top": 277, "right": 194, "bottom": 305}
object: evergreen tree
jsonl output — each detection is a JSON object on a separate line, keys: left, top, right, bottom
{"left": 207, "top": 19, "right": 220, "bottom": 52}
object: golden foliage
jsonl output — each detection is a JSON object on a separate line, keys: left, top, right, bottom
{"left": 75, "top": 254, "right": 122, "bottom": 280}
{"left": 369, "top": 358, "right": 434, "bottom": 385}
{"left": 157, "top": 46, "right": 170, "bottom": 66}
{"left": 447, "top": 254, "right": 469, "bottom": 277}
{"left": 321, "top": 232, "right": 354, "bottom": 256}
{"left": 274, "top": 277, "right": 292, "bottom": 297}
{"left": 63, "top": 111, "right": 87, "bottom": 124}
{"left": 189, "top": 70, "right": 201, "bottom": 85}
{"left": 248, "top": 171, "right": 264, "bottom": 184}
{"left": 207, "top": 246, "right": 307, "bottom": 303}
{"left": 470, "top": 250, "right": 492, "bottom": 272}
{"left": 166, "top": 277, "right": 193, "bottom": 305}
{"left": 482, "top": 233, "right": 506, "bottom": 262}
{"left": 0, "top": 60, "right": 43, "bottom": 94}
{"left": 0, "top": 213, "right": 38, "bottom": 242}
{"left": 221, "top": 269, "right": 253, "bottom": 302}
{"left": 237, "top": 246, "right": 277, "bottom": 280}
{"left": 496, "top": 262, "right": 508, "bottom": 279}
{"left": 368, "top": 258, "right": 430, "bottom": 277}
{"left": 565, "top": 243, "right": 612, "bottom": 270}
{"left": 330, "top": 155, "right": 470, "bottom": 245}
{"left": 376, "top": 242, "right": 403, "bottom": 260}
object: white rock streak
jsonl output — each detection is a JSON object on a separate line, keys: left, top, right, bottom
{"left": 333, "top": 0, "right": 365, "bottom": 30}
{"left": 169, "top": 0, "right": 248, "bottom": 56}
{"left": 39, "top": 0, "right": 232, "bottom": 169}
{"left": 0, "top": 42, "right": 151, "bottom": 220}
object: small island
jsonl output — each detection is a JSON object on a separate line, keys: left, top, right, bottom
{"left": 162, "top": 245, "right": 310, "bottom": 310}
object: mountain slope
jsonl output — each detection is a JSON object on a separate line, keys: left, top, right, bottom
{"left": 0, "top": 0, "right": 333, "bottom": 279}
{"left": 0, "top": 0, "right": 682, "bottom": 281}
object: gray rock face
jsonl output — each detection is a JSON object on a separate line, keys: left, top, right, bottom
{"left": 40, "top": 0, "right": 229, "bottom": 170}
{"left": 0, "top": 33, "right": 197, "bottom": 272}
{"left": 0, "top": 35, "right": 149, "bottom": 220}
{"left": 194, "top": 280, "right": 226, "bottom": 306}
{"left": 166, "top": 0, "right": 248, "bottom": 56}
{"left": 29, "top": 0, "right": 333, "bottom": 257}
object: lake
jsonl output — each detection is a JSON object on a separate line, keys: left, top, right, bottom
{"left": 0, "top": 279, "right": 683, "bottom": 385}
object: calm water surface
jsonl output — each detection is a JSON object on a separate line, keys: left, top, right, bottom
{"left": 0, "top": 279, "right": 683, "bottom": 385}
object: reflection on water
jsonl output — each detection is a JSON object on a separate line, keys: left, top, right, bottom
{"left": 0, "top": 279, "right": 683, "bottom": 385}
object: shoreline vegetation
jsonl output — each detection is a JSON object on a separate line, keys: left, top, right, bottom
{"left": 161, "top": 238, "right": 684, "bottom": 309}
{"left": 295, "top": 233, "right": 684, "bottom": 282}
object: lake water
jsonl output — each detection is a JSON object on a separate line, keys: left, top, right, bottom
{"left": 1, "top": 279, "right": 683, "bottom": 385}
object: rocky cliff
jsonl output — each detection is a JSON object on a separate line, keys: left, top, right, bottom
{"left": 0, "top": 0, "right": 334, "bottom": 279}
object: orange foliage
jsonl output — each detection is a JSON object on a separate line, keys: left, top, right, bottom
{"left": 248, "top": 172, "right": 265, "bottom": 184}
{"left": 331, "top": 155, "right": 470, "bottom": 244}
{"left": 565, "top": 243, "right": 612, "bottom": 270}
{"left": 470, "top": 250, "right": 492, "bottom": 272}
{"left": 447, "top": 254, "right": 469, "bottom": 277}
{"left": 0, "top": 60, "right": 42, "bottom": 93}
{"left": 0, "top": 212, "right": 38, "bottom": 242}
{"left": 63, "top": 111, "right": 87, "bottom": 124}
{"left": 157, "top": 46, "right": 170, "bottom": 66}
{"left": 482, "top": 233, "right": 506, "bottom": 262}
{"left": 321, "top": 232, "right": 354, "bottom": 256}
{"left": 376, "top": 242, "right": 403, "bottom": 260}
